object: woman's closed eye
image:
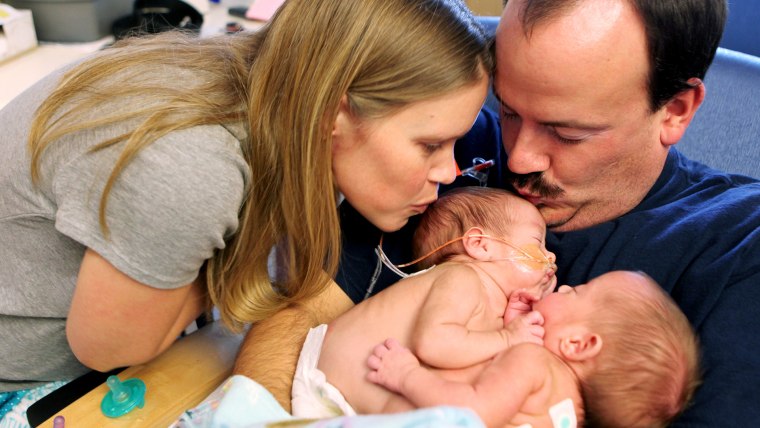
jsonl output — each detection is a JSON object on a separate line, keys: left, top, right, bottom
{"left": 423, "top": 143, "right": 443, "bottom": 153}
{"left": 421, "top": 139, "right": 453, "bottom": 154}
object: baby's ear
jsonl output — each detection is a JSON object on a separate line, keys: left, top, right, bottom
{"left": 462, "top": 227, "right": 490, "bottom": 260}
{"left": 559, "top": 332, "right": 603, "bottom": 362}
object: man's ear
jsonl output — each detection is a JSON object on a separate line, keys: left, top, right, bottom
{"left": 559, "top": 332, "right": 603, "bottom": 362}
{"left": 659, "top": 78, "right": 705, "bottom": 147}
{"left": 462, "top": 227, "right": 490, "bottom": 260}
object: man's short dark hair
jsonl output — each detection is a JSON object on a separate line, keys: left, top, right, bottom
{"left": 507, "top": 0, "right": 727, "bottom": 111}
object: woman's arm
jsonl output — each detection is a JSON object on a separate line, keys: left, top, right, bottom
{"left": 67, "top": 249, "right": 205, "bottom": 372}
{"left": 233, "top": 279, "right": 354, "bottom": 411}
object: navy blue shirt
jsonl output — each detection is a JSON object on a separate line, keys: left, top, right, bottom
{"left": 549, "top": 148, "right": 760, "bottom": 427}
{"left": 335, "top": 107, "right": 760, "bottom": 427}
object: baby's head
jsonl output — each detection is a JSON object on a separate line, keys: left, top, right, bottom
{"left": 535, "top": 271, "right": 700, "bottom": 427}
{"left": 413, "top": 187, "right": 523, "bottom": 267}
{"left": 412, "top": 187, "right": 556, "bottom": 295}
{"left": 414, "top": 186, "right": 551, "bottom": 262}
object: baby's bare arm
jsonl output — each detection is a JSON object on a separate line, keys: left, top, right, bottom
{"left": 412, "top": 268, "right": 542, "bottom": 368}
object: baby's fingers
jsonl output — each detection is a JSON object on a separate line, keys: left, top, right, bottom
{"left": 524, "top": 310, "right": 545, "bottom": 326}
{"left": 528, "top": 325, "right": 545, "bottom": 342}
{"left": 519, "top": 289, "right": 542, "bottom": 304}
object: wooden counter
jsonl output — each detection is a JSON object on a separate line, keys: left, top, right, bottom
{"left": 39, "top": 322, "right": 243, "bottom": 427}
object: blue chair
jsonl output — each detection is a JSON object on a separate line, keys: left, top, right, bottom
{"left": 476, "top": 17, "right": 760, "bottom": 179}
{"left": 719, "top": 0, "right": 760, "bottom": 58}
{"left": 680, "top": 48, "right": 760, "bottom": 178}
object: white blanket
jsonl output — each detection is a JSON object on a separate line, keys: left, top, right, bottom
{"left": 171, "top": 375, "right": 484, "bottom": 428}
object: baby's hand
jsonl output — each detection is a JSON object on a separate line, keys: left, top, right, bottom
{"left": 367, "top": 338, "right": 420, "bottom": 393}
{"left": 504, "top": 288, "right": 542, "bottom": 324}
{"left": 503, "top": 310, "right": 544, "bottom": 347}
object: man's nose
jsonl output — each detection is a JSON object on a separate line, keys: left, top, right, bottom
{"left": 505, "top": 123, "right": 550, "bottom": 175}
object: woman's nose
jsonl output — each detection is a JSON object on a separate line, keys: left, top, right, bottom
{"left": 429, "top": 152, "right": 457, "bottom": 185}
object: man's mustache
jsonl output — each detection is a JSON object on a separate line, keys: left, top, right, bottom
{"left": 506, "top": 171, "right": 564, "bottom": 199}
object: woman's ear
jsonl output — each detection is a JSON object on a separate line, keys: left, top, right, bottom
{"left": 332, "top": 95, "right": 352, "bottom": 139}
{"left": 462, "top": 227, "right": 489, "bottom": 260}
{"left": 659, "top": 78, "right": 705, "bottom": 147}
{"left": 559, "top": 332, "right": 603, "bottom": 362}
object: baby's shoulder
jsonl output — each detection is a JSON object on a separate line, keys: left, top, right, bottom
{"left": 509, "top": 345, "right": 584, "bottom": 426}
{"left": 427, "top": 262, "right": 484, "bottom": 285}
{"left": 504, "top": 343, "right": 554, "bottom": 363}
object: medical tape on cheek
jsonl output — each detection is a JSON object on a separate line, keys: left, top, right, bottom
{"left": 507, "top": 243, "right": 554, "bottom": 273}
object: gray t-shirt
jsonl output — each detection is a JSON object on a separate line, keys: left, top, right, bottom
{"left": 0, "top": 66, "right": 250, "bottom": 391}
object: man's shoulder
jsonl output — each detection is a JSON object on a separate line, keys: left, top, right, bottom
{"left": 671, "top": 172, "right": 760, "bottom": 228}
{"left": 647, "top": 155, "right": 760, "bottom": 227}
{"left": 671, "top": 150, "right": 760, "bottom": 202}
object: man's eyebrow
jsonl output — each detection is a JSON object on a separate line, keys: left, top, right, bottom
{"left": 490, "top": 85, "right": 610, "bottom": 132}
{"left": 542, "top": 119, "right": 609, "bottom": 132}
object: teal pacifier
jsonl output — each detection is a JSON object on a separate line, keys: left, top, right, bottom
{"left": 100, "top": 375, "right": 146, "bottom": 418}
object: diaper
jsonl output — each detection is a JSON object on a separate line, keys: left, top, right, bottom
{"left": 291, "top": 324, "right": 357, "bottom": 418}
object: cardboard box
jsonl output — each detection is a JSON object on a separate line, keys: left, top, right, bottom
{"left": 6, "top": 0, "right": 132, "bottom": 42}
{"left": 0, "top": 4, "right": 38, "bottom": 63}
{"left": 466, "top": 0, "right": 503, "bottom": 16}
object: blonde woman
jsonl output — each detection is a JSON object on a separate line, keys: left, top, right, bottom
{"left": 0, "top": 0, "right": 492, "bottom": 414}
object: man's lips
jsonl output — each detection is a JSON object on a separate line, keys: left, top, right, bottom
{"left": 516, "top": 189, "right": 544, "bottom": 205}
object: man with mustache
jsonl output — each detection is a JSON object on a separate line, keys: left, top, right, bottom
{"left": 236, "top": 0, "right": 760, "bottom": 426}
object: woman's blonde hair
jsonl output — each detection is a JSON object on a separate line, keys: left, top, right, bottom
{"left": 28, "top": 0, "right": 493, "bottom": 331}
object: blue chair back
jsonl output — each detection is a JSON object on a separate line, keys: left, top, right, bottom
{"left": 680, "top": 48, "right": 760, "bottom": 178}
{"left": 720, "top": 0, "right": 760, "bottom": 58}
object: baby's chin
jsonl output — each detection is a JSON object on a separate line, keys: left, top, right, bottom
{"left": 545, "top": 276, "right": 558, "bottom": 295}
{"left": 535, "top": 276, "right": 558, "bottom": 299}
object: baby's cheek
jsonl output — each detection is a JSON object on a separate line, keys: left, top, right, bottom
{"left": 520, "top": 273, "right": 549, "bottom": 295}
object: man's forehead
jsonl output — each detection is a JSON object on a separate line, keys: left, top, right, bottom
{"left": 499, "top": 0, "right": 633, "bottom": 61}
{"left": 503, "top": 0, "right": 586, "bottom": 38}
{"left": 493, "top": 0, "right": 651, "bottom": 117}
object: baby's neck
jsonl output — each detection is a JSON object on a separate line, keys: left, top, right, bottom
{"left": 558, "top": 355, "right": 587, "bottom": 425}
{"left": 445, "top": 256, "right": 511, "bottom": 305}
